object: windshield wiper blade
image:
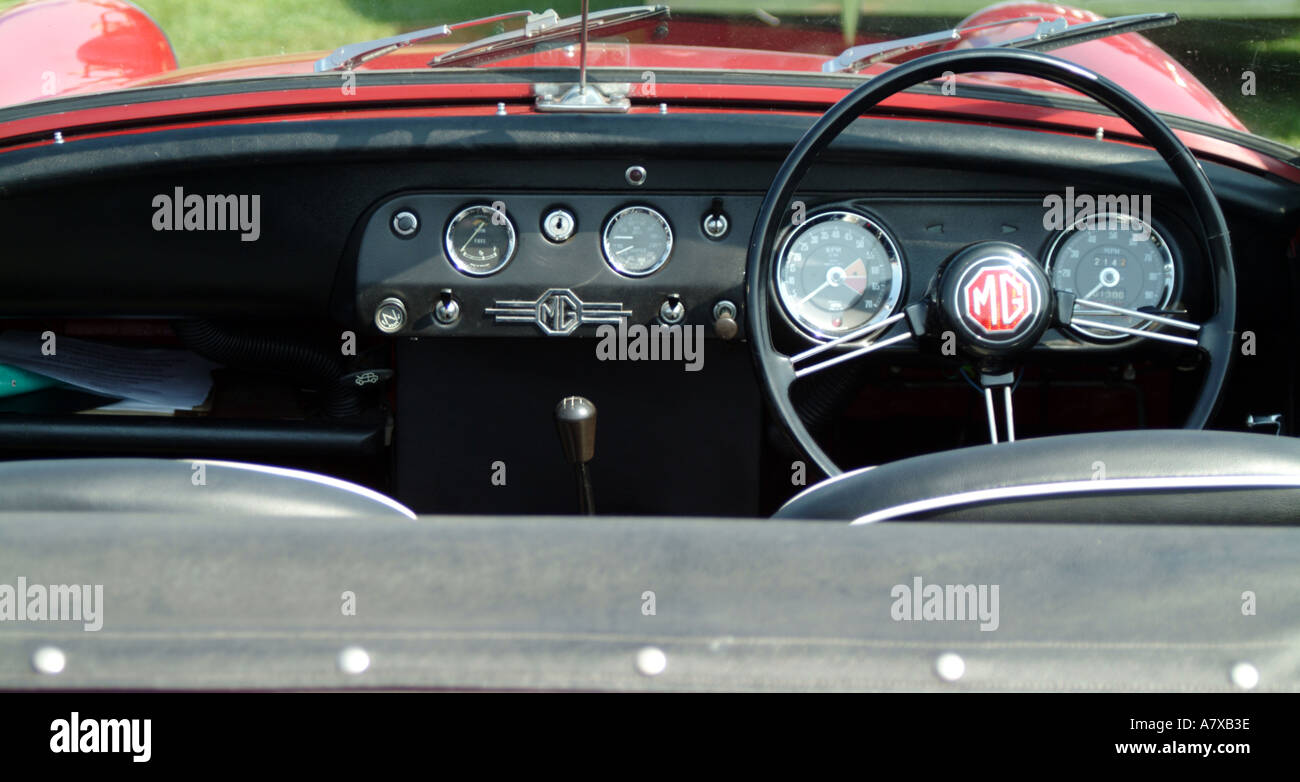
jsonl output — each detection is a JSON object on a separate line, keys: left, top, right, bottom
{"left": 1004, "top": 12, "right": 1179, "bottom": 52}
{"left": 822, "top": 16, "right": 1041, "bottom": 73}
{"left": 429, "top": 5, "right": 669, "bottom": 69}
{"left": 315, "top": 10, "right": 537, "bottom": 72}
{"left": 822, "top": 12, "right": 1179, "bottom": 74}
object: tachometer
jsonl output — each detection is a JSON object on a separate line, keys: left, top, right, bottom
{"left": 775, "top": 210, "right": 905, "bottom": 340}
{"left": 1045, "top": 212, "right": 1176, "bottom": 341}
{"left": 602, "top": 206, "right": 673, "bottom": 277}
{"left": 445, "top": 204, "right": 517, "bottom": 276}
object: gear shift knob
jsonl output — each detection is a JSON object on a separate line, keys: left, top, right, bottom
{"left": 555, "top": 396, "right": 597, "bottom": 465}
{"left": 554, "top": 396, "right": 597, "bottom": 515}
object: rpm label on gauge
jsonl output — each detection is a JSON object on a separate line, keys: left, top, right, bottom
{"left": 602, "top": 206, "right": 673, "bottom": 277}
{"left": 445, "top": 204, "right": 517, "bottom": 276}
{"left": 775, "top": 210, "right": 905, "bottom": 340}
{"left": 1045, "top": 212, "right": 1176, "bottom": 341}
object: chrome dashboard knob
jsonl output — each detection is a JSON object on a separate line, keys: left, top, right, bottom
{"left": 374, "top": 297, "right": 407, "bottom": 334}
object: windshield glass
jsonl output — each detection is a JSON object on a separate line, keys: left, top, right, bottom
{"left": 0, "top": 0, "right": 1296, "bottom": 148}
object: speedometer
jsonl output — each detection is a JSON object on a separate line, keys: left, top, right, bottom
{"left": 602, "top": 206, "right": 673, "bottom": 277}
{"left": 1045, "top": 212, "right": 1176, "bottom": 341}
{"left": 775, "top": 210, "right": 905, "bottom": 340}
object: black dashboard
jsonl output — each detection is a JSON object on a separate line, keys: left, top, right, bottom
{"left": 355, "top": 190, "right": 751, "bottom": 339}
{"left": 1, "top": 112, "right": 1298, "bottom": 516}
{"left": 353, "top": 190, "right": 1208, "bottom": 350}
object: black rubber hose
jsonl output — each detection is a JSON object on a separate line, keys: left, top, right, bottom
{"left": 172, "top": 321, "right": 360, "bottom": 417}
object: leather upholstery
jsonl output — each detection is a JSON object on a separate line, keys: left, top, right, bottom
{"left": 775, "top": 430, "right": 1300, "bottom": 523}
{"left": 0, "top": 458, "right": 415, "bottom": 518}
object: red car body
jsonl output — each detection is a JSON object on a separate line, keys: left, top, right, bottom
{"left": 0, "top": 0, "right": 1294, "bottom": 181}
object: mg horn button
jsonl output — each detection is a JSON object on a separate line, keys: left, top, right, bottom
{"left": 936, "top": 242, "right": 1052, "bottom": 357}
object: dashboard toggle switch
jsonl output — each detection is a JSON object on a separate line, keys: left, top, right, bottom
{"left": 659, "top": 294, "right": 685, "bottom": 325}
{"left": 434, "top": 289, "right": 461, "bottom": 326}
{"left": 703, "top": 198, "right": 729, "bottom": 239}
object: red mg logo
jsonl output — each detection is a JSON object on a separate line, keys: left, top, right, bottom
{"left": 963, "top": 266, "right": 1032, "bottom": 333}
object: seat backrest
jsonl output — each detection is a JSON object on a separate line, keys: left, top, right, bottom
{"left": 0, "top": 458, "right": 415, "bottom": 518}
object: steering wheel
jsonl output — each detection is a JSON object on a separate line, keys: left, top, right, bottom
{"left": 746, "top": 48, "right": 1236, "bottom": 480}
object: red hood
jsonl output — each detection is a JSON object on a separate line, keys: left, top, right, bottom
{"left": 949, "top": 2, "right": 1246, "bottom": 132}
{"left": 3, "top": 0, "right": 1290, "bottom": 184}
{"left": 0, "top": 0, "right": 1246, "bottom": 130}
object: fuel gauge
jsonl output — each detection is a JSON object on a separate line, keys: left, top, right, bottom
{"left": 445, "top": 204, "right": 517, "bottom": 276}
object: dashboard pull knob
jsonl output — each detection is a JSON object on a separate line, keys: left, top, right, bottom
{"left": 713, "top": 300, "right": 739, "bottom": 340}
{"left": 374, "top": 297, "right": 407, "bottom": 334}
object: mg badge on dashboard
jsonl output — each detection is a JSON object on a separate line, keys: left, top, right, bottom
{"left": 486, "top": 288, "right": 632, "bottom": 336}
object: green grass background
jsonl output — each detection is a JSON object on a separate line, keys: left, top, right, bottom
{"left": 2, "top": 0, "right": 1297, "bottom": 145}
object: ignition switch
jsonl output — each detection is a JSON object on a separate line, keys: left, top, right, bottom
{"left": 541, "top": 208, "right": 576, "bottom": 243}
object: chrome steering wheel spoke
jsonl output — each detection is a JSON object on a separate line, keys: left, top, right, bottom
{"left": 975, "top": 371, "right": 1018, "bottom": 444}
{"left": 788, "top": 312, "right": 911, "bottom": 379}
{"left": 1063, "top": 295, "right": 1203, "bottom": 348}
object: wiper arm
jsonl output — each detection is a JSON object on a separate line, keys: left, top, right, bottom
{"left": 822, "top": 12, "right": 1179, "bottom": 74}
{"left": 314, "top": 10, "right": 536, "bottom": 72}
{"left": 429, "top": 5, "right": 669, "bottom": 69}
{"left": 822, "top": 16, "right": 1040, "bottom": 73}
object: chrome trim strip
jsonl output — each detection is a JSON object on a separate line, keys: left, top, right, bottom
{"left": 850, "top": 474, "right": 1300, "bottom": 525}
{"left": 188, "top": 460, "right": 418, "bottom": 520}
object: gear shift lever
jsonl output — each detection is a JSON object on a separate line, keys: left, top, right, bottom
{"left": 554, "top": 396, "right": 597, "bottom": 515}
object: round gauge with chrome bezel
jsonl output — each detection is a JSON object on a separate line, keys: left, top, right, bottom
{"left": 775, "top": 209, "right": 906, "bottom": 340}
{"left": 445, "top": 204, "right": 517, "bottom": 276}
{"left": 602, "top": 206, "right": 673, "bottom": 277}
{"left": 1044, "top": 212, "right": 1177, "bottom": 341}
